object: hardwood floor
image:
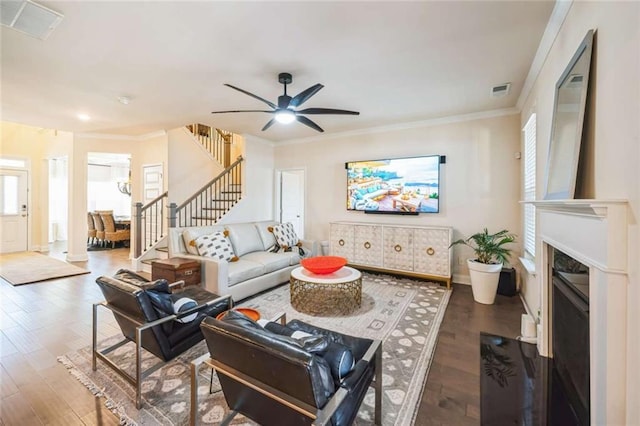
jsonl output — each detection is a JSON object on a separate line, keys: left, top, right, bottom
{"left": 0, "top": 245, "right": 523, "bottom": 425}
{"left": 415, "top": 284, "right": 524, "bottom": 425}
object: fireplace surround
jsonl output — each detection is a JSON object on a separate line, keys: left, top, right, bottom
{"left": 532, "top": 199, "right": 628, "bottom": 425}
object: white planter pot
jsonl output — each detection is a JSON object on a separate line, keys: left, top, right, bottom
{"left": 467, "top": 259, "right": 502, "bottom": 304}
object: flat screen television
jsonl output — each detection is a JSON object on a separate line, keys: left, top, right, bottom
{"left": 346, "top": 155, "right": 440, "bottom": 213}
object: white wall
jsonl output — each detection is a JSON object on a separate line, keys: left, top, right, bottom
{"left": 274, "top": 112, "right": 522, "bottom": 281}
{"left": 218, "top": 134, "right": 275, "bottom": 224}
{"left": 519, "top": 1, "right": 639, "bottom": 421}
{"left": 167, "top": 128, "right": 225, "bottom": 206}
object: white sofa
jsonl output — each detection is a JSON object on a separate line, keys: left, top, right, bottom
{"left": 168, "top": 221, "right": 317, "bottom": 301}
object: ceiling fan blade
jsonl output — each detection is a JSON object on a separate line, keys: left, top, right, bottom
{"left": 211, "top": 110, "right": 273, "bottom": 114}
{"left": 297, "top": 107, "right": 360, "bottom": 115}
{"left": 296, "top": 115, "right": 324, "bottom": 133}
{"left": 224, "top": 84, "right": 277, "bottom": 109}
{"left": 290, "top": 84, "right": 324, "bottom": 108}
{"left": 261, "top": 118, "right": 276, "bottom": 131}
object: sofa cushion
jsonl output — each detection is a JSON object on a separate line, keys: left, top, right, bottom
{"left": 195, "top": 231, "right": 237, "bottom": 261}
{"left": 227, "top": 260, "right": 265, "bottom": 287}
{"left": 183, "top": 226, "right": 224, "bottom": 255}
{"left": 225, "top": 223, "right": 264, "bottom": 257}
{"left": 241, "top": 251, "right": 292, "bottom": 274}
{"left": 254, "top": 221, "right": 278, "bottom": 251}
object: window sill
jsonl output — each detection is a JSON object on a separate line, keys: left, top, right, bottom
{"left": 519, "top": 257, "right": 536, "bottom": 276}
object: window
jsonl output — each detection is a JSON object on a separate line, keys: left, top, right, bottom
{"left": 523, "top": 113, "right": 537, "bottom": 257}
{"left": 1, "top": 175, "right": 19, "bottom": 214}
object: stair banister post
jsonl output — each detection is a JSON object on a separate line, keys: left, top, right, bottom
{"left": 168, "top": 203, "right": 177, "bottom": 228}
{"left": 134, "top": 202, "right": 143, "bottom": 258}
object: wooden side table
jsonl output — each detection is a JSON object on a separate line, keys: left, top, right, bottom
{"left": 152, "top": 257, "right": 201, "bottom": 287}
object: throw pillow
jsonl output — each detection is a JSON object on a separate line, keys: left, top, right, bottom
{"left": 172, "top": 297, "right": 198, "bottom": 323}
{"left": 194, "top": 231, "right": 238, "bottom": 261}
{"left": 270, "top": 222, "right": 299, "bottom": 251}
{"left": 146, "top": 289, "right": 174, "bottom": 334}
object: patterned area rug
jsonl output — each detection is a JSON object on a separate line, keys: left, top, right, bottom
{"left": 58, "top": 272, "right": 450, "bottom": 425}
{"left": 0, "top": 251, "right": 89, "bottom": 285}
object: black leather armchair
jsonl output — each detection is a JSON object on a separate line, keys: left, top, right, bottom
{"left": 191, "top": 311, "right": 382, "bottom": 425}
{"left": 92, "top": 269, "right": 231, "bottom": 408}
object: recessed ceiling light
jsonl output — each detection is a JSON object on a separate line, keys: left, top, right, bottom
{"left": 77, "top": 113, "right": 90, "bottom": 121}
{"left": 117, "top": 96, "right": 131, "bottom": 105}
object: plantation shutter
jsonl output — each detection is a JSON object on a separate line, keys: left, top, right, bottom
{"left": 523, "top": 113, "right": 537, "bottom": 257}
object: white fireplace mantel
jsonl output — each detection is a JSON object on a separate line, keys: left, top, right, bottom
{"left": 530, "top": 198, "right": 628, "bottom": 425}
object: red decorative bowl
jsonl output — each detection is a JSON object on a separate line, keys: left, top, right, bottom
{"left": 216, "top": 308, "right": 261, "bottom": 321}
{"left": 301, "top": 256, "right": 347, "bottom": 274}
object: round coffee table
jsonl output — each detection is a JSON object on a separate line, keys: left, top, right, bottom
{"left": 290, "top": 266, "right": 362, "bottom": 316}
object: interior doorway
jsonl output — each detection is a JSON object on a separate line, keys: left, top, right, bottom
{"left": 278, "top": 169, "right": 305, "bottom": 239}
{"left": 0, "top": 168, "right": 28, "bottom": 253}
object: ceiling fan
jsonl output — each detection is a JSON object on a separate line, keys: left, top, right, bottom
{"left": 211, "top": 72, "right": 359, "bottom": 133}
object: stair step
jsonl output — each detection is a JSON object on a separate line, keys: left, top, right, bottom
{"left": 157, "top": 247, "right": 169, "bottom": 253}
{"left": 142, "top": 258, "right": 160, "bottom": 265}
{"left": 221, "top": 191, "right": 242, "bottom": 194}
{"left": 191, "top": 216, "right": 222, "bottom": 221}
{"left": 202, "top": 207, "right": 227, "bottom": 211}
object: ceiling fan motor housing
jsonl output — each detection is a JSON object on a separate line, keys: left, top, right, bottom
{"left": 278, "top": 73, "right": 293, "bottom": 85}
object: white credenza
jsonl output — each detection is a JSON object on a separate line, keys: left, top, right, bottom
{"left": 330, "top": 221, "right": 453, "bottom": 288}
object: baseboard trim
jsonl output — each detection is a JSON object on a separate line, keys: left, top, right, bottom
{"left": 66, "top": 253, "right": 88, "bottom": 262}
{"left": 452, "top": 273, "right": 471, "bottom": 285}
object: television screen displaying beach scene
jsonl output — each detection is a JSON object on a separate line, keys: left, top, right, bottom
{"left": 346, "top": 155, "right": 440, "bottom": 213}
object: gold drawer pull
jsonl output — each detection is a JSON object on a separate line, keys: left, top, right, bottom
{"left": 394, "top": 244, "right": 402, "bottom": 252}
{"left": 364, "top": 241, "right": 371, "bottom": 249}
{"left": 426, "top": 247, "right": 435, "bottom": 256}
{"left": 338, "top": 239, "right": 345, "bottom": 246}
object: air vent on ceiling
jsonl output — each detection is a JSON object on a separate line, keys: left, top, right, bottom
{"left": 490, "top": 82, "right": 511, "bottom": 98}
{"left": 0, "top": 0, "right": 63, "bottom": 40}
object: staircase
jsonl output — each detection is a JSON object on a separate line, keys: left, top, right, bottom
{"left": 186, "top": 123, "right": 236, "bottom": 168}
{"left": 169, "top": 155, "right": 243, "bottom": 227}
{"left": 133, "top": 124, "right": 243, "bottom": 269}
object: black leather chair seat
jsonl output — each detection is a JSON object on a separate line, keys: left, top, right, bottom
{"left": 195, "top": 311, "right": 382, "bottom": 425}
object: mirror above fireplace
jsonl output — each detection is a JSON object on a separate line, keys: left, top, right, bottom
{"left": 544, "top": 30, "right": 594, "bottom": 200}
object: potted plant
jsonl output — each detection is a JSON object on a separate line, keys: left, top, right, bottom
{"left": 450, "top": 228, "right": 516, "bottom": 304}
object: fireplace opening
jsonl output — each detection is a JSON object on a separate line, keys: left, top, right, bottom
{"left": 551, "top": 248, "right": 590, "bottom": 425}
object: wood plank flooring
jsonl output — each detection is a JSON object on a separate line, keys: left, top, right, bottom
{"left": 0, "top": 244, "right": 523, "bottom": 425}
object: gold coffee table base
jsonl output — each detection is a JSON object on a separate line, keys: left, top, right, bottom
{"left": 290, "top": 266, "right": 362, "bottom": 316}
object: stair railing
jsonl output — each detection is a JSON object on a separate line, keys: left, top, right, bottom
{"left": 134, "top": 191, "right": 169, "bottom": 258}
{"left": 169, "top": 156, "right": 243, "bottom": 228}
{"left": 186, "top": 124, "right": 234, "bottom": 168}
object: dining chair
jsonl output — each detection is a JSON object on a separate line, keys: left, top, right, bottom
{"left": 100, "top": 211, "right": 130, "bottom": 248}
{"left": 91, "top": 212, "right": 106, "bottom": 246}
{"left": 87, "top": 212, "right": 97, "bottom": 245}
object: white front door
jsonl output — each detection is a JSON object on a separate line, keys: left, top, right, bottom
{"left": 0, "top": 169, "right": 28, "bottom": 253}
{"left": 280, "top": 170, "right": 305, "bottom": 239}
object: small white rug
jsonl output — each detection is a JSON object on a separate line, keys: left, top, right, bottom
{"left": 0, "top": 251, "right": 89, "bottom": 285}
{"left": 59, "top": 272, "right": 450, "bottom": 425}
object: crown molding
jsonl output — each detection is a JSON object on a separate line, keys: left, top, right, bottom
{"left": 516, "top": 0, "right": 574, "bottom": 111}
{"left": 75, "top": 130, "right": 167, "bottom": 141}
{"left": 276, "top": 107, "right": 520, "bottom": 146}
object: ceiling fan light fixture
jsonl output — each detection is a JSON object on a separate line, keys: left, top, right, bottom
{"left": 274, "top": 109, "right": 296, "bottom": 124}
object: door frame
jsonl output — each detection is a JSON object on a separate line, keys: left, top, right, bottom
{"left": 275, "top": 168, "right": 306, "bottom": 238}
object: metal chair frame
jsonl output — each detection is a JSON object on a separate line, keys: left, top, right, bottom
{"left": 92, "top": 284, "right": 232, "bottom": 409}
